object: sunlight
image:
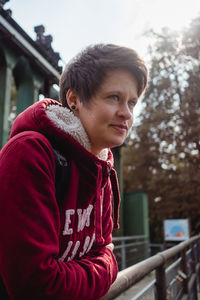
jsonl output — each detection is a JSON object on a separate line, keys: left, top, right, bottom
{"left": 151, "top": 0, "right": 200, "bottom": 31}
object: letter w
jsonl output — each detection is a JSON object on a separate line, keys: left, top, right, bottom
{"left": 77, "top": 204, "right": 93, "bottom": 232}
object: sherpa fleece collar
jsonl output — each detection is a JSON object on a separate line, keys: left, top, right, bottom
{"left": 46, "top": 105, "right": 108, "bottom": 161}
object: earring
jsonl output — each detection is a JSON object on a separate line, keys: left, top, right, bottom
{"left": 71, "top": 105, "right": 76, "bottom": 110}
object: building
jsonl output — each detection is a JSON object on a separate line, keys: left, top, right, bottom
{"left": 0, "top": 0, "right": 62, "bottom": 147}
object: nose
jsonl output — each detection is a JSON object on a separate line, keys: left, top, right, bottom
{"left": 117, "top": 103, "right": 133, "bottom": 120}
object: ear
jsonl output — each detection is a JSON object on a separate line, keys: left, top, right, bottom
{"left": 66, "top": 89, "right": 79, "bottom": 109}
{"left": 66, "top": 89, "right": 83, "bottom": 117}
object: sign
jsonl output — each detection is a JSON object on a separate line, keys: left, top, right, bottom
{"left": 164, "top": 219, "right": 190, "bottom": 241}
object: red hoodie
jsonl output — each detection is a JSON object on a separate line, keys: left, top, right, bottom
{"left": 0, "top": 99, "right": 120, "bottom": 300}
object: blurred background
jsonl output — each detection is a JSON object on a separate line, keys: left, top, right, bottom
{"left": 1, "top": 0, "right": 200, "bottom": 262}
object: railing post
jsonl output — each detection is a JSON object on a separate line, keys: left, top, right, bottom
{"left": 155, "top": 264, "right": 167, "bottom": 300}
{"left": 191, "top": 243, "right": 197, "bottom": 273}
{"left": 181, "top": 248, "right": 189, "bottom": 295}
{"left": 121, "top": 240, "right": 126, "bottom": 270}
{"left": 197, "top": 238, "right": 200, "bottom": 262}
{"left": 191, "top": 243, "right": 198, "bottom": 300}
{"left": 197, "top": 239, "right": 200, "bottom": 291}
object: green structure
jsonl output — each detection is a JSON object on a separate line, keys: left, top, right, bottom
{"left": 0, "top": 3, "right": 62, "bottom": 148}
{"left": 124, "top": 192, "right": 149, "bottom": 237}
{"left": 124, "top": 191, "right": 149, "bottom": 261}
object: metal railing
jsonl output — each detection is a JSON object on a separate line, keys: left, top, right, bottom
{"left": 112, "top": 235, "right": 149, "bottom": 270}
{"left": 101, "top": 235, "right": 200, "bottom": 300}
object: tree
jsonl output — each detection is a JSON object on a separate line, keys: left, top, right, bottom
{"left": 123, "top": 16, "right": 200, "bottom": 242}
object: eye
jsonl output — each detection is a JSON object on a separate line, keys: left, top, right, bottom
{"left": 128, "top": 100, "right": 137, "bottom": 109}
{"left": 109, "top": 95, "right": 119, "bottom": 101}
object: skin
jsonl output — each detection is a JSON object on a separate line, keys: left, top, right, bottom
{"left": 67, "top": 69, "right": 139, "bottom": 156}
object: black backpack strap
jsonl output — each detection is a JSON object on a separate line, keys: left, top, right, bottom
{"left": 52, "top": 148, "right": 70, "bottom": 208}
{"left": 0, "top": 276, "right": 10, "bottom": 300}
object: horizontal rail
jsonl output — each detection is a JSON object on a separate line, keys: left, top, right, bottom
{"left": 100, "top": 235, "right": 200, "bottom": 300}
{"left": 132, "top": 278, "right": 156, "bottom": 300}
{"left": 114, "top": 241, "right": 146, "bottom": 250}
{"left": 112, "top": 235, "right": 147, "bottom": 241}
{"left": 112, "top": 234, "right": 148, "bottom": 270}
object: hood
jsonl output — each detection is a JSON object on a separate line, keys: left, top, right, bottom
{"left": 10, "top": 99, "right": 113, "bottom": 167}
{"left": 10, "top": 99, "right": 120, "bottom": 235}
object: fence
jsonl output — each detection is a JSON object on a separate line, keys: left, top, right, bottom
{"left": 101, "top": 235, "right": 200, "bottom": 300}
{"left": 112, "top": 235, "right": 149, "bottom": 271}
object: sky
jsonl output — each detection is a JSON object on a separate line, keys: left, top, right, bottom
{"left": 4, "top": 0, "right": 200, "bottom": 67}
{"left": 4, "top": 0, "right": 200, "bottom": 119}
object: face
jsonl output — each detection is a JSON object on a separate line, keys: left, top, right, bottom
{"left": 72, "top": 69, "right": 138, "bottom": 155}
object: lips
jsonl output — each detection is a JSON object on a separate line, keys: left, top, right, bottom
{"left": 110, "top": 124, "right": 128, "bottom": 133}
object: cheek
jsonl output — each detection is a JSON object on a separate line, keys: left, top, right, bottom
{"left": 95, "top": 109, "right": 112, "bottom": 124}
{"left": 128, "top": 116, "right": 134, "bottom": 129}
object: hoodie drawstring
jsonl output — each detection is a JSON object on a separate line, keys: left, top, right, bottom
{"left": 95, "top": 172, "right": 104, "bottom": 244}
{"left": 95, "top": 164, "right": 120, "bottom": 244}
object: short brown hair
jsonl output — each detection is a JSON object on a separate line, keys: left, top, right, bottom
{"left": 59, "top": 44, "right": 148, "bottom": 108}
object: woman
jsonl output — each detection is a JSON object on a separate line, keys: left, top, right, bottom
{"left": 0, "top": 44, "right": 148, "bottom": 300}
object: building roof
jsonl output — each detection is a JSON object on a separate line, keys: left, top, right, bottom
{"left": 0, "top": 6, "right": 62, "bottom": 82}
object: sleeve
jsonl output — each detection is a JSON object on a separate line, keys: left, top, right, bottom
{"left": 0, "top": 134, "right": 117, "bottom": 300}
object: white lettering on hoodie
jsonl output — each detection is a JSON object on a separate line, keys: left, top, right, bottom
{"left": 63, "top": 209, "right": 75, "bottom": 235}
{"left": 77, "top": 204, "right": 93, "bottom": 232}
{"left": 60, "top": 205, "right": 96, "bottom": 262}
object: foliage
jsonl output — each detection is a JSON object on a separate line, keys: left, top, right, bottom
{"left": 123, "top": 16, "right": 200, "bottom": 243}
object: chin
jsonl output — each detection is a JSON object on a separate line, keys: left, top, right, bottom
{"left": 108, "top": 139, "right": 125, "bottom": 149}
{"left": 100, "top": 135, "right": 127, "bottom": 149}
